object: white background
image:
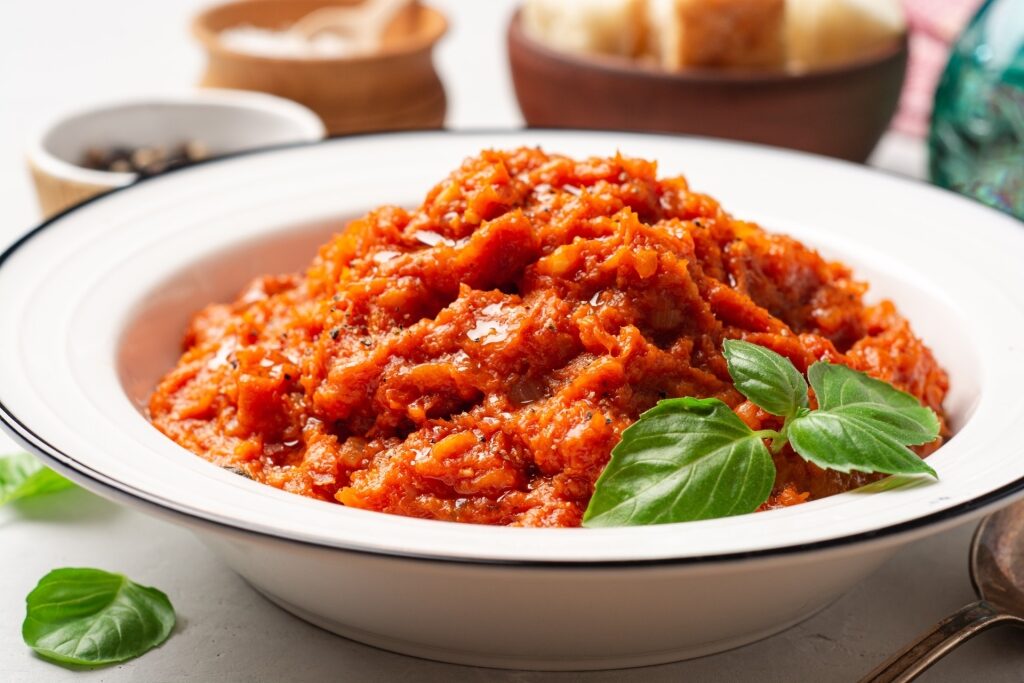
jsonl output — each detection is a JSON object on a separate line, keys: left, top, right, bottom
{"left": 1, "top": 1, "right": 1020, "bottom": 681}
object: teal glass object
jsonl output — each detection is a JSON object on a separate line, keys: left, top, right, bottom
{"left": 929, "top": 0, "right": 1024, "bottom": 220}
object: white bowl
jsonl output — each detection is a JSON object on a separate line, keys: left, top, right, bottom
{"left": 26, "top": 89, "right": 325, "bottom": 216}
{"left": 2, "top": 131, "right": 1024, "bottom": 670}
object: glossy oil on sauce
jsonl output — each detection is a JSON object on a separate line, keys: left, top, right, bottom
{"left": 149, "top": 148, "right": 948, "bottom": 527}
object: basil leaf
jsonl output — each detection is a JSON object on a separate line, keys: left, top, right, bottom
{"left": 787, "top": 362, "right": 941, "bottom": 477}
{"left": 788, "top": 410, "right": 937, "bottom": 476}
{"left": 723, "top": 339, "right": 808, "bottom": 418}
{"left": 23, "top": 568, "right": 175, "bottom": 667}
{"left": 583, "top": 397, "right": 775, "bottom": 527}
{"left": 807, "top": 362, "right": 940, "bottom": 445}
{"left": 0, "top": 453, "right": 74, "bottom": 505}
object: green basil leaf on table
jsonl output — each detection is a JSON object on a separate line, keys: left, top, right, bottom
{"left": 582, "top": 397, "right": 775, "bottom": 527}
{"left": 23, "top": 568, "right": 175, "bottom": 667}
{"left": 723, "top": 339, "right": 808, "bottom": 418}
{"left": 0, "top": 453, "right": 74, "bottom": 505}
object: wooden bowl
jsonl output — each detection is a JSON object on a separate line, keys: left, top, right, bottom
{"left": 507, "top": 9, "right": 908, "bottom": 162}
{"left": 193, "top": 0, "right": 447, "bottom": 136}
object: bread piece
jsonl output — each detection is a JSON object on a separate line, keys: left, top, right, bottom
{"left": 522, "top": 0, "right": 646, "bottom": 58}
{"left": 787, "top": 0, "right": 906, "bottom": 69}
{"left": 646, "top": 0, "right": 786, "bottom": 70}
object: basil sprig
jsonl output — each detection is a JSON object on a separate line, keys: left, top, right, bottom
{"left": 583, "top": 340, "right": 940, "bottom": 527}
{"left": 0, "top": 453, "right": 74, "bottom": 506}
{"left": 23, "top": 568, "right": 175, "bottom": 667}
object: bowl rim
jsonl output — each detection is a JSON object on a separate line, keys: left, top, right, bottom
{"left": 3, "top": 129, "right": 1024, "bottom": 568}
{"left": 508, "top": 7, "right": 909, "bottom": 85}
{"left": 191, "top": 0, "right": 448, "bottom": 65}
{"left": 25, "top": 88, "right": 326, "bottom": 188}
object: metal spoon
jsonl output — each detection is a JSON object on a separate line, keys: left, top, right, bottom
{"left": 861, "top": 500, "right": 1024, "bottom": 682}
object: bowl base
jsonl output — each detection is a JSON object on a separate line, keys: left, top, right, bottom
{"left": 254, "top": 585, "right": 828, "bottom": 671}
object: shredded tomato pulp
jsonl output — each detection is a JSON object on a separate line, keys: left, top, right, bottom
{"left": 150, "top": 149, "right": 949, "bottom": 527}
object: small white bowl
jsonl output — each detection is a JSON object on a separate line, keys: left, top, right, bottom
{"left": 26, "top": 89, "right": 325, "bottom": 217}
{"left": 3, "top": 131, "right": 1024, "bottom": 670}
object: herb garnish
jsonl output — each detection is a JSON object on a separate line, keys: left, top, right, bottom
{"left": 0, "top": 453, "right": 74, "bottom": 506}
{"left": 23, "top": 568, "right": 175, "bottom": 667}
{"left": 583, "top": 340, "right": 940, "bottom": 527}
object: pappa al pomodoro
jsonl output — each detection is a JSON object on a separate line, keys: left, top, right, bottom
{"left": 149, "top": 148, "right": 948, "bottom": 527}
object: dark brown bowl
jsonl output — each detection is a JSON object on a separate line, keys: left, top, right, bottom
{"left": 507, "top": 9, "right": 908, "bottom": 162}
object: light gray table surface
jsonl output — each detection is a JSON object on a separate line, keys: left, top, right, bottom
{"left": 2, "top": 2, "right": 1021, "bottom": 681}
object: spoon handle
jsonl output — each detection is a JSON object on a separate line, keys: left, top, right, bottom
{"left": 859, "top": 600, "right": 1015, "bottom": 683}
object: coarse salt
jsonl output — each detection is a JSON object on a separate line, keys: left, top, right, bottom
{"left": 219, "top": 25, "right": 372, "bottom": 58}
